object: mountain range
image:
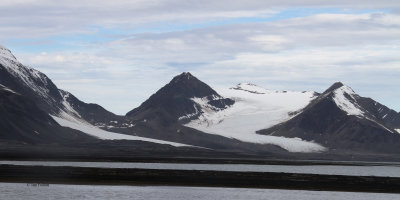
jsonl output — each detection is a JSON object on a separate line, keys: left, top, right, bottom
{"left": 1, "top": 45, "right": 400, "bottom": 160}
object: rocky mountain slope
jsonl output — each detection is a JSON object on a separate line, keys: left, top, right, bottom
{"left": 257, "top": 82, "right": 400, "bottom": 153}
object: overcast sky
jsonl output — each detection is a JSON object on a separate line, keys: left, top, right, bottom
{"left": 1, "top": 0, "right": 399, "bottom": 114}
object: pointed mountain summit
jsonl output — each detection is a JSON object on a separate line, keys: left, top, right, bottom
{"left": 126, "top": 72, "right": 234, "bottom": 123}
{"left": 0, "top": 45, "right": 17, "bottom": 62}
{"left": 258, "top": 82, "right": 400, "bottom": 154}
{"left": 146, "top": 72, "right": 222, "bottom": 99}
{"left": 323, "top": 82, "right": 344, "bottom": 94}
{"left": 0, "top": 45, "right": 121, "bottom": 126}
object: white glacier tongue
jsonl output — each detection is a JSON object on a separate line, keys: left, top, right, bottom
{"left": 51, "top": 114, "right": 193, "bottom": 147}
{"left": 185, "top": 85, "right": 326, "bottom": 153}
{"left": 332, "top": 85, "right": 365, "bottom": 116}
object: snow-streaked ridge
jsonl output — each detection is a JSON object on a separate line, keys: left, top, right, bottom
{"left": 185, "top": 84, "right": 325, "bottom": 153}
{"left": 59, "top": 90, "right": 82, "bottom": 119}
{"left": 332, "top": 85, "right": 398, "bottom": 134}
{"left": 332, "top": 86, "right": 365, "bottom": 116}
{"left": 395, "top": 129, "right": 400, "bottom": 134}
{"left": 0, "top": 45, "right": 17, "bottom": 62}
{"left": 52, "top": 113, "right": 192, "bottom": 147}
{"left": 0, "top": 48, "right": 53, "bottom": 100}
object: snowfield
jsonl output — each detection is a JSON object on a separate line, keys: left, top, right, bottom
{"left": 185, "top": 83, "right": 326, "bottom": 153}
{"left": 51, "top": 113, "right": 192, "bottom": 147}
{"left": 333, "top": 86, "right": 365, "bottom": 116}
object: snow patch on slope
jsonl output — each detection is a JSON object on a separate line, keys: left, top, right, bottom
{"left": 365, "top": 117, "right": 395, "bottom": 134}
{"left": 395, "top": 129, "right": 400, "bottom": 134}
{"left": 59, "top": 90, "right": 82, "bottom": 118}
{"left": 51, "top": 114, "right": 192, "bottom": 147}
{"left": 178, "top": 95, "right": 229, "bottom": 121}
{"left": 333, "top": 86, "right": 365, "bottom": 116}
{"left": 0, "top": 84, "right": 18, "bottom": 94}
{"left": 185, "top": 84, "right": 325, "bottom": 153}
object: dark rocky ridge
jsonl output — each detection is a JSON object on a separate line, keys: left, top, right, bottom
{"left": 59, "top": 90, "right": 126, "bottom": 125}
{"left": 0, "top": 58, "right": 64, "bottom": 115}
{"left": 0, "top": 85, "right": 93, "bottom": 144}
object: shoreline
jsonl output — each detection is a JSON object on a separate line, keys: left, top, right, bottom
{"left": 1, "top": 157, "right": 400, "bottom": 166}
{"left": 0, "top": 165, "right": 399, "bottom": 194}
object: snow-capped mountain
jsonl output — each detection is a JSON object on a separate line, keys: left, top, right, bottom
{"left": 0, "top": 45, "right": 193, "bottom": 147}
{"left": 258, "top": 82, "right": 400, "bottom": 153}
{"left": 0, "top": 45, "right": 66, "bottom": 115}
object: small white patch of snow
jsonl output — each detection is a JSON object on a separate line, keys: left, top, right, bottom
{"left": 365, "top": 117, "right": 394, "bottom": 134}
{"left": 395, "top": 129, "right": 400, "bottom": 134}
{"left": 0, "top": 84, "right": 18, "bottom": 94}
{"left": 51, "top": 115, "right": 192, "bottom": 147}
{"left": 332, "top": 86, "right": 365, "bottom": 116}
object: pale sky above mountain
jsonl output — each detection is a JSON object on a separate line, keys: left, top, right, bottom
{"left": 1, "top": 0, "right": 399, "bottom": 114}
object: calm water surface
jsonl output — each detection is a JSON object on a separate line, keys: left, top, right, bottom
{"left": 0, "top": 183, "right": 399, "bottom": 200}
{"left": 0, "top": 160, "right": 399, "bottom": 177}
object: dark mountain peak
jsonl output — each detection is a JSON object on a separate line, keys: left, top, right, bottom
{"left": 158, "top": 72, "right": 219, "bottom": 99}
{"left": 170, "top": 72, "right": 200, "bottom": 86}
{"left": 126, "top": 72, "right": 234, "bottom": 122}
{"left": 323, "top": 82, "right": 345, "bottom": 94}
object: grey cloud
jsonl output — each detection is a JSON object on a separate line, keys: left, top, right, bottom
{"left": 1, "top": 0, "right": 400, "bottom": 39}
{"left": 3, "top": 1, "right": 400, "bottom": 113}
